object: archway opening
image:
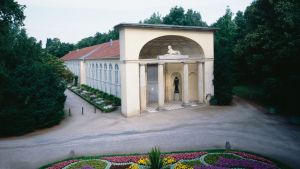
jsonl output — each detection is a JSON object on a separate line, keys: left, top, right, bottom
{"left": 139, "top": 35, "right": 204, "bottom": 59}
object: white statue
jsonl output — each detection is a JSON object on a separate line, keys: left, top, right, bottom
{"left": 167, "top": 45, "right": 181, "bottom": 55}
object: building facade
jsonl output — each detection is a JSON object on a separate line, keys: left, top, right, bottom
{"left": 61, "top": 23, "right": 216, "bottom": 117}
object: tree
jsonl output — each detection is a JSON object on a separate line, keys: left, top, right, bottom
{"left": 210, "top": 8, "right": 236, "bottom": 105}
{"left": 0, "top": 0, "right": 67, "bottom": 136}
{"left": 163, "top": 6, "right": 185, "bottom": 25}
{"left": 184, "top": 9, "right": 207, "bottom": 26}
{"left": 162, "top": 6, "right": 207, "bottom": 26}
{"left": 42, "top": 53, "right": 74, "bottom": 83}
{"left": 233, "top": 0, "right": 300, "bottom": 115}
{"left": 141, "top": 12, "right": 163, "bottom": 24}
{"left": 45, "top": 38, "right": 74, "bottom": 58}
{"left": 76, "top": 29, "right": 119, "bottom": 49}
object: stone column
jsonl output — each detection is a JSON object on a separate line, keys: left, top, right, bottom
{"left": 158, "top": 63, "right": 165, "bottom": 110}
{"left": 182, "top": 62, "right": 189, "bottom": 106}
{"left": 140, "top": 63, "right": 147, "bottom": 112}
{"left": 198, "top": 62, "right": 204, "bottom": 103}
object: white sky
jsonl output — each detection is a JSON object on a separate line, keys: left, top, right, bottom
{"left": 17, "top": 0, "right": 253, "bottom": 45}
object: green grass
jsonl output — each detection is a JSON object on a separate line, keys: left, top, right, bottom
{"left": 67, "top": 159, "right": 107, "bottom": 169}
{"left": 204, "top": 153, "right": 241, "bottom": 165}
{"left": 181, "top": 160, "right": 203, "bottom": 167}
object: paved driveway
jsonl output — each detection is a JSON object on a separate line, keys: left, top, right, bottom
{"left": 0, "top": 90, "right": 299, "bottom": 169}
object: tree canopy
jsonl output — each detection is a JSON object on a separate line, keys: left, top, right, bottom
{"left": 0, "top": 0, "right": 68, "bottom": 136}
{"left": 141, "top": 6, "right": 207, "bottom": 26}
{"left": 210, "top": 8, "right": 236, "bottom": 105}
{"left": 233, "top": 0, "right": 300, "bottom": 115}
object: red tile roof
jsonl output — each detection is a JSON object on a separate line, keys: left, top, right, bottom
{"left": 60, "top": 40, "right": 120, "bottom": 61}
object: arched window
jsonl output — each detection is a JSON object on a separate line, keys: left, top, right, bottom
{"left": 115, "top": 64, "right": 119, "bottom": 84}
{"left": 92, "top": 63, "right": 95, "bottom": 88}
{"left": 88, "top": 63, "right": 91, "bottom": 86}
{"left": 109, "top": 64, "right": 113, "bottom": 94}
{"left": 96, "top": 63, "right": 99, "bottom": 89}
{"left": 104, "top": 64, "right": 107, "bottom": 92}
{"left": 99, "top": 64, "right": 103, "bottom": 90}
{"left": 115, "top": 64, "right": 119, "bottom": 97}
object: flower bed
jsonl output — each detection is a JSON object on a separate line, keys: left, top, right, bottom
{"left": 68, "top": 85, "right": 121, "bottom": 113}
{"left": 41, "top": 150, "right": 288, "bottom": 169}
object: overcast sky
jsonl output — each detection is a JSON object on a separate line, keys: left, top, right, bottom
{"left": 17, "top": 0, "right": 253, "bottom": 45}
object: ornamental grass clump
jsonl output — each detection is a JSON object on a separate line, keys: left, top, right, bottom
{"left": 148, "top": 147, "right": 163, "bottom": 169}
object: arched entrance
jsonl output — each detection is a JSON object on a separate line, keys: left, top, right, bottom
{"left": 138, "top": 35, "right": 205, "bottom": 111}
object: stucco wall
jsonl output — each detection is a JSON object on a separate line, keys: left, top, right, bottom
{"left": 120, "top": 28, "right": 214, "bottom": 61}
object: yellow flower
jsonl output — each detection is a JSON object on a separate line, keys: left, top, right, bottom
{"left": 162, "top": 156, "right": 176, "bottom": 166}
{"left": 174, "top": 163, "right": 193, "bottom": 169}
{"left": 137, "top": 157, "right": 150, "bottom": 165}
{"left": 127, "top": 164, "right": 139, "bottom": 169}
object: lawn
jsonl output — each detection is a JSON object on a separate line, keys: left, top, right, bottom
{"left": 40, "top": 149, "right": 290, "bottom": 169}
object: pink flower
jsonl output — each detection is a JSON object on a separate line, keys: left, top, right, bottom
{"left": 165, "top": 152, "right": 207, "bottom": 161}
{"left": 102, "top": 155, "right": 146, "bottom": 163}
{"left": 232, "top": 152, "right": 274, "bottom": 165}
{"left": 47, "top": 160, "right": 78, "bottom": 169}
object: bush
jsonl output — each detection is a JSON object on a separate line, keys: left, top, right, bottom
{"left": 0, "top": 63, "right": 66, "bottom": 136}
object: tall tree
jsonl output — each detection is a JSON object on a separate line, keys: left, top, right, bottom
{"left": 184, "top": 9, "right": 207, "bottom": 26}
{"left": 163, "top": 6, "right": 185, "bottom": 25}
{"left": 234, "top": 0, "right": 300, "bottom": 115}
{"left": 210, "top": 8, "right": 236, "bottom": 105}
{"left": 0, "top": 0, "right": 67, "bottom": 136}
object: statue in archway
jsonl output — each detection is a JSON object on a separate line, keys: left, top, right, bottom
{"left": 168, "top": 45, "right": 181, "bottom": 55}
{"left": 173, "top": 77, "right": 180, "bottom": 101}
{"left": 174, "top": 77, "right": 180, "bottom": 93}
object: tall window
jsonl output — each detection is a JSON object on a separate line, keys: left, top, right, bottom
{"left": 99, "top": 64, "right": 103, "bottom": 90}
{"left": 92, "top": 63, "right": 95, "bottom": 88}
{"left": 96, "top": 63, "right": 99, "bottom": 89}
{"left": 109, "top": 64, "right": 113, "bottom": 94}
{"left": 104, "top": 64, "right": 107, "bottom": 92}
{"left": 115, "top": 64, "right": 119, "bottom": 97}
{"left": 115, "top": 64, "right": 119, "bottom": 84}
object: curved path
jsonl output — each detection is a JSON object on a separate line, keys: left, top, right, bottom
{"left": 0, "top": 90, "right": 299, "bottom": 169}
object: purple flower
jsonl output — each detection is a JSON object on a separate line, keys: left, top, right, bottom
{"left": 216, "top": 157, "right": 278, "bottom": 169}
{"left": 194, "top": 166, "right": 229, "bottom": 169}
{"left": 232, "top": 152, "right": 274, "bottom": 164}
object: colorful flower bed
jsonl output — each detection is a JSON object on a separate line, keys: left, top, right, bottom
{"left": 68, "top": 85, "right": 121, "bottom": 113}
{"left": 40, "top": 150, "right": 288, "bottom": 169}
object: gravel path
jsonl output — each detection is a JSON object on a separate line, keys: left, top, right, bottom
{"left": 0, "top": 89, "right": 299, "bottom": 169}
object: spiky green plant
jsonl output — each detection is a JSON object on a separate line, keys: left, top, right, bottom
{"left": 148, "top": 147, "right": 163, "bottom": 169}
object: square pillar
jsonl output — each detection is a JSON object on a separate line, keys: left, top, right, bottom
{"left": 198, "top": 62, "right": 205, "bottom": 103}
{"left": 182, "top": 62, "right": 190, "bottom": 106}
{"left": 79, "top": 60, "right": 86, "bottom": 85}
{"left": 139, "top": 63, "right": 147, "bottom": 112}
{"left": 158, "top": 63, "right": 165, "bottom": 110}
{"left": 120, "top": 62, "right": 140, "bottom": 117}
